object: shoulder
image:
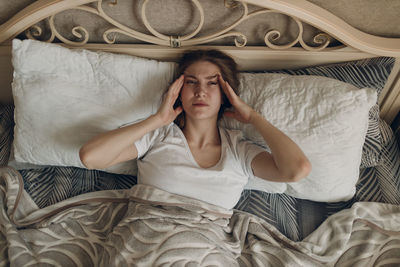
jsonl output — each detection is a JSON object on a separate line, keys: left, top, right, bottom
{"left": 140, "top": 122, "right": 178, "bottom": 142}
{"left": 219, "top": 127, "right": 248, "bottom": 153}
{"left": 159, "top": 122, "right": 175, "bottom": 133}
{"left": 220, "top": 126, "right": 265, "bottom": 151}
{"left": 220, "top": 127, "right": 245, "bottom": 143}
{"left": 155, "top": 122, "right": 183, "bottom": 141}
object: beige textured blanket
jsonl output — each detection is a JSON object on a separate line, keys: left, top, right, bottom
{"left": 1, "top": 167, "right": 400, "bottom": 266}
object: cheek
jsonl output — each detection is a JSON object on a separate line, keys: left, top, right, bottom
{"left": 179, "top": 87, "right": 191, "bottom": 106}
{"left": 214, "top": 87, "right": 223, "bottom": 105}
{"left": 180, "top": 86, "right": 189, "bottom": 97}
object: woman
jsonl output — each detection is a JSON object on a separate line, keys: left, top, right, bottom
{"left": 79, "top": 49, "right": 311, "bottom": 209}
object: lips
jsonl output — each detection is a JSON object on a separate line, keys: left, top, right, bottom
{"left": 193, "top": 102, "right": 208, "bottom": 107}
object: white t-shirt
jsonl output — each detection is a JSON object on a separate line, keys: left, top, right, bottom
{"left": 134, "top": 123, "right": 265, "bottom": 209}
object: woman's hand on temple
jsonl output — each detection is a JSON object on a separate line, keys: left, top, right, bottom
{"left": 155, "top": 75, "right": 184, "bottom": 126}
{"left": 218, "top": 75, "right": 256, "bottom": 124}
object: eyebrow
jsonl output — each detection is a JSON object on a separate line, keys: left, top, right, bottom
{"left": 185, "top": 74, "right": 218, "bottom": 80}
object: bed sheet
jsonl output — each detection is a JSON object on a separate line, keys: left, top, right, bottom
{"left": 1, "top": 104, "right": 399, "bottom": 241}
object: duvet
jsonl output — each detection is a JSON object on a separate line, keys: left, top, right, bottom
{"left": 1, "top": 167, "right": 400, "bottom": 266}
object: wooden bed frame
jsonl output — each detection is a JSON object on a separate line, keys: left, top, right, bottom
{"left": 0, "top": 0, "right": 399, "bottom": 124}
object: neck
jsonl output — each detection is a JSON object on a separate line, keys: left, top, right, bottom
{"left": 182, "top": 118, "right": 220, "bottom": 148}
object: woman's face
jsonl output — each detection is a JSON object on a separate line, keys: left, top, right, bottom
{"left": 180, "top": 61, "right": 223, "bottom": 121}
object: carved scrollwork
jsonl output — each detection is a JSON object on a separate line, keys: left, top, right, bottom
{"left": 25, "top": 7, "right": 91, "bottom": 46}
{"left": 263, "top": 15, "right": 331, "bottom": 51}
{"left": 25, "top": 24, "right": 54, "bottom": 43}
{"left": 24, "top": 0, "right": 334, "bottom": 50}
{"left": 48, "top": 13, "right": 89, "bottom": 46}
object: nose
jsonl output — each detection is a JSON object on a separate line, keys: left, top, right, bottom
{"left": 194, "top": 83, "right": 206, "bottom": 97}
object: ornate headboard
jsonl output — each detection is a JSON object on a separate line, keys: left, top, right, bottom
{"left": 0, "top": 0, "right": 400, "bottom": 124}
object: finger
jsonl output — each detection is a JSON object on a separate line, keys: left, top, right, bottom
{"left": 167, "top": 92, "right": 179, "bottom": 107}
{"left": 172, "top": 75, "right": 184, "bottom": 94}
{"left": 175, "top": 75, "right": 184, "bottom": 94}
{"left": 218, "top": 74, "right": 234, "bottom": 97}
{"left": 217, "top": 74, "right": 227, "bottom": 91}
{"left": 224, "top": 80, "right": 237, "bottom": 96}
{"left": 168, "top": 75, "right": 183, "bottom": 94}
{"left": 174, "top": 76, "right": 184, "bottom": 99}
{"left": 167, "top": 75, "right": 184, "bottom": 102}
{"left": 218, "top": 75, "right": 235, "bottom": 103}
{"left": 217, "top": 74, "right": 230, "bottom": 98}
{"left": 174, "top": 106, "right": 183, "bottom": 115}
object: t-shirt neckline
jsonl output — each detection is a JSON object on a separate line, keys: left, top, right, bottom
{"left": 173, "top": 123, "right": 225, "bottom": 170}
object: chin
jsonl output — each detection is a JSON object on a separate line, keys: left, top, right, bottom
{"left": 187, "top": 112, "right": 218, "bottom": 121}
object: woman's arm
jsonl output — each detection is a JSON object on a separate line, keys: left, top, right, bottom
{"left": 79, "top": 115, "right": 163, "bottom": 169}
{"left": 79, "top": 75, "right": 184, "bottom": 169}
{"left": 218, "top": 75, "right": 311, "bottom": 182}
{"left": 248, "top": 113, "right": 311, "bottom": 182}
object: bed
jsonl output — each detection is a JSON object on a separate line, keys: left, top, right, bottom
{"left": 0, "top": 0, "right": 400, "bottom": 266}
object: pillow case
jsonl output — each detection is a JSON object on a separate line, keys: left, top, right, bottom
{"left": 268, "top": 57, "right": 395, "bottom": 168}
{"left": 11, "top": 39, "right": 376, "bottom": 201}
{"left": 11, "top": 39, "right": 176, "bottom": 175}
{"left": 221, "top": 73, "right": 376, "bottom": 201}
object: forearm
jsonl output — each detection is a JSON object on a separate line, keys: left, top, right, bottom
{"left": 79, "top": 75, "right": 183, "bottom": 169}
{"left": 79, "top": 114, "right": 162, "bottom": 168}
{"left": 250, "top": 111, "right": 310, "bottom": 179}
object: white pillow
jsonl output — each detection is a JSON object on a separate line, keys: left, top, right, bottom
{"left": 11, "top": 39, "right": 176, "bottom": 175}
{"left": 220, "top": 73, "right": 377, "bottom": 202}
{"left": 11, "top": 39, "right": 377, "bottom": 202}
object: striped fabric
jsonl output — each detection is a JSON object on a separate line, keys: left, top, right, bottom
{"left": 0, "top": 105, "right": 13, "bottom": 167}
{"left": 21, "top": 167, "right": 137, "bottom": 208}
{"left": 269, "top": 57, "right": 394, "bottom": 97}
{"left": 1, "top": 57, "right": 399, "bottom": 242}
